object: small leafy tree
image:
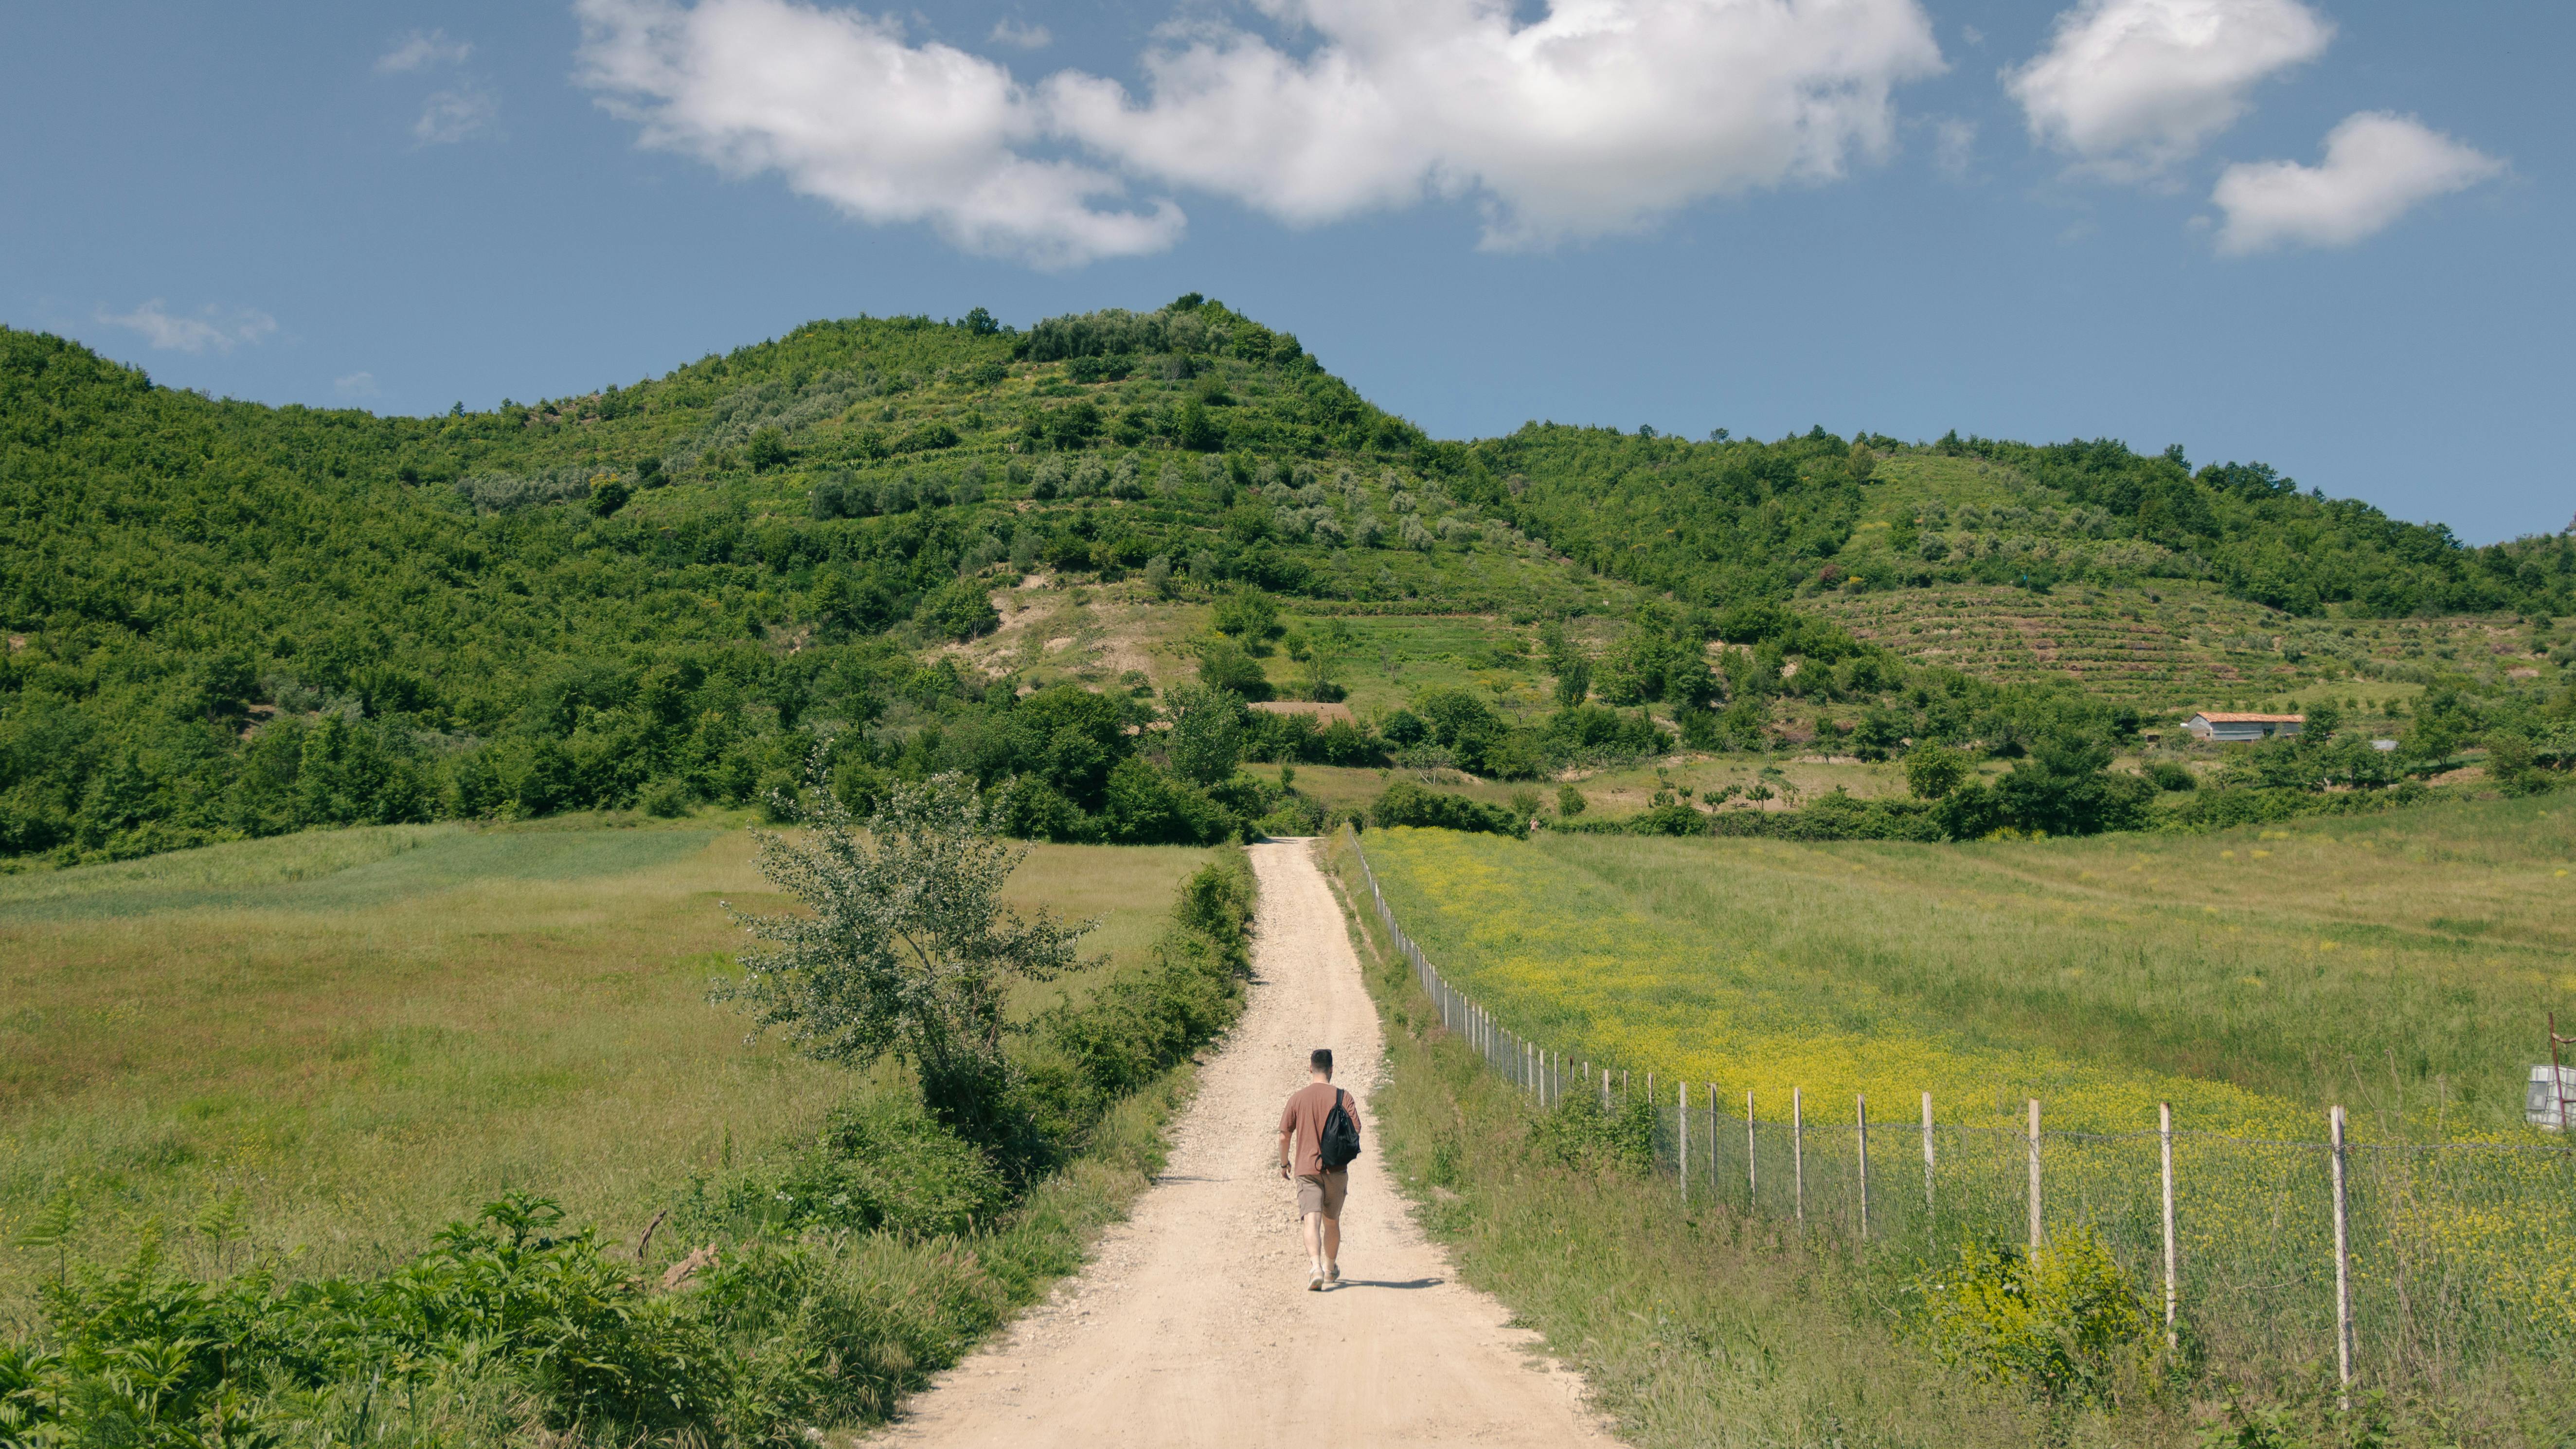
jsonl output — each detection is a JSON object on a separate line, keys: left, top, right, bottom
{"left": 1905, "top": 742, "right": 1971, "bottom": 800}
{"left": 718, "top": 768, "right": 1092, "bottom": 1143}
{"left": 1209, "top": 587, "right": 1280, "bottom": 644}
{"left": 1191, "top": 635, "right": 1271, "bottom": 699}
{"left": 1304, "top": 618, "right": 1354, "bottom": 701}
{"left": 1165, "top": 684, "right": 1245, "bottom": 785}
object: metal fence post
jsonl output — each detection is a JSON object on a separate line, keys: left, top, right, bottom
{"left": 2161, "top": 1101, "right": 2178, "bottom": 1354}
{"left": 1747, "top": 1091, "right": 1757, "bottom": 1206}
{"left": 2332, "top": 1104, "right": 2353, "bottom": 1409}
{"left": 1921, "top": 1091, "right": 1935, "bottom": 1227}
{"left": 2027, "top": 1098, "right": 2043, "bottom": 1250}
{"left": 1709, "top": 1083, "right": 1722, "bottom": 1199}
{"left": 1678, "top": 1081, "right": 1689, "bottom": 1206}
{"left": 1793, "top": 1087, "right": 1806, "bottom": 1229}
{"left": 1857, "top": 1092, "right": 1870, "bottom": 1242}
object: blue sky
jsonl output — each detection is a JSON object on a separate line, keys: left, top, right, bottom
{"left": 3, "top": 0, "right": 2564, "bottom": 542}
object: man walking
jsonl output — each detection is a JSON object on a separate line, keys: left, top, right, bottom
{"left": 1278, "top": 1047, "right": 1360, "bottom": 1291}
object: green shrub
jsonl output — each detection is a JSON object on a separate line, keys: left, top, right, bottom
{"left": 913, "top": 578, "right": 1000, "bottom": 641}
{"left": 1371, "top": 781, "right": 1521, "bottom": 836}
{"left": 672, "top": 1094, "right": 1013, "bottom": 1239}
{"left": 1526, "top": 1090, "right": 1656, "bottom": 1176}
{"left": 1256, "top": 793, "right": 1328, "bottom": 837}
{"left": 1918, "top": 1229, "right": 2155, "bottom": 1405}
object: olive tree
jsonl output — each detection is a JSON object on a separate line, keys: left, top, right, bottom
{"left": 717, "top": 767, "right": 1091, "bottom": 1143}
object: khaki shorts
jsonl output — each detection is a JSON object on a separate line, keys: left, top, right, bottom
{"left": 1295, "top": 1170, "right": 1348, "bottom": 1218}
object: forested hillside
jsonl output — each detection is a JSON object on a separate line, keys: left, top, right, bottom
{"left": 1484, "top": 424, "right": 2575, "bottom": 617}
{"left": 4, "top": 295, "right": 2570, "bottom": 865}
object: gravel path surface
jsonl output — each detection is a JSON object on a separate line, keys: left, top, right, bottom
{"left": 877, "top": 839, "right": 1614, "bottom": 1448}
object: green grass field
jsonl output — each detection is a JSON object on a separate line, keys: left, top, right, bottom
{"left": 0, "top": 817, "right": 1214, "bottom": 1315}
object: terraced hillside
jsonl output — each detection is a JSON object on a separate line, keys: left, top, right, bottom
{"left": 1808, "top": 581, "right": 2559, "bottom": 717}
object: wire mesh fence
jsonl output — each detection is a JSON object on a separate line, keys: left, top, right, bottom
{"left": 1350, "top": 833, "right": 2576, "bottom": 1403}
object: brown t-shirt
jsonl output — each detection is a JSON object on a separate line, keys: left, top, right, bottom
{"left": 1278, "top": 1081, "right": 1358, "bottom": 1177}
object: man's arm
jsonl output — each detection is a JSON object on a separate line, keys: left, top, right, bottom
{"left": 1278, "top": 1124, "right": 1295, "bottom": 1177}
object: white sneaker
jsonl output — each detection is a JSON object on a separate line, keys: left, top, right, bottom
{"left": 1307, "top": 1272, "right": 1324, "bottom": 1292}
{"left": 1326, "top": 1263, "right": 1341, "bottom": 1284}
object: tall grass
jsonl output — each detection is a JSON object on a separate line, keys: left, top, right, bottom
{"left": 0, "top": 828, "right": 1254, "bottom": 1444}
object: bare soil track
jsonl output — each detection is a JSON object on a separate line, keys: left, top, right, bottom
{"left": 878, "top": 840, "right": 1614, "bottom": 1448}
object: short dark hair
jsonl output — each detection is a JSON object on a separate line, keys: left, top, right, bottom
{"left": 1309, "top": 1048, "right": 1333, "bottom": 1075}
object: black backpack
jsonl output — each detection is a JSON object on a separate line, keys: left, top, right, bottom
{"left": 1320, "top": 1090, "right": 1362, "bottom": 1170}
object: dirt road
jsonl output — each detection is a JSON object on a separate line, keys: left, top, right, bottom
{"left": 878, "top": 840, "right": 1614, "bottom": 1448}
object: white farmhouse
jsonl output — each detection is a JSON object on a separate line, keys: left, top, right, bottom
{"left": 2183, "top": 711, "right": 2305, "bottom": 743}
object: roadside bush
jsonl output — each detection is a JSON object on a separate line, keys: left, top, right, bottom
{"left": 1370, "top": 780, "right": 1521, "bottom": 836}
{"left": 671, "top": 1093, "right": 1012, "bottom": 1239}
{"left": 1526, "top": 1090, "right": 1656, "bottom": 1177}
{"left": 1917, "top": 1229, "right": 2155, "bottom": 1406}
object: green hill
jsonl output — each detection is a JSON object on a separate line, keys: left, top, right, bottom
{"left": 4, "top": 295, "right": 2570, "bottom": 865}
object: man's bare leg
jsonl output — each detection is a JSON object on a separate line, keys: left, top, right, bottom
{"left": 1322, "top": 1216, "right": 1341, "bottom": 1278}
{"left": 1302, "top": 1211, "right": 1325, "bottom": 1272}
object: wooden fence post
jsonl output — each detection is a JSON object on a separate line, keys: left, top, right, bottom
{"left": 2161, "top": 1101, "right": 2178, "bottom": 1354}
{"left": 2027, "top": 1098, "right": 2043, "bottom": 1250}
{"left": 1921, "top": 1091, "right": 1935, "bottom": 1225}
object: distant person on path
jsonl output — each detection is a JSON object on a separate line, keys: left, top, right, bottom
{"left": 1278, "top": 1047, "right": 1361, "bottom": 1291}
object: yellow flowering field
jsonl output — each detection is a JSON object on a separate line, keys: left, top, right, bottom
{"left": 1360, "top": 792, "right": 2576, "bottom": 1140}
{"left": 1352, "top": 799, "right": 2576, "bottom": 1383}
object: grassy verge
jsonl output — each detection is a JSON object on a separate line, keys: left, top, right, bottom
{"left": 1319, "top": 830, "right": 2117, "bottom": 1448}
{"left": 0, "top": 832, "right": 1255, "bottom": 1445}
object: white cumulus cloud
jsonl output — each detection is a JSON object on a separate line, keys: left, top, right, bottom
{"left": 378, "top": 28, "right": 473, "bottom": 72}
{"left": 334, "top": 372, "right": 381, "bottom": 398}
{"left": 2007, "top": 0, "right": 2330, "bottom": 181}
{"left": 574, "top": 0, "right": 1945, "bottom": 267}
{"left": 414, "top": 85, "right": 501, "bottom": 144}
{"left": 95, "top": 301, "right": 278, "bottom": 355}
{"left": 1048, "top": 0, "right": 1947, "bottom": 250}
{"left": 574, "top": 0, "right": 1180, "bottom": 268}
{"left": 2212, "top": 111, "right": 2503, "bottom": 255}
